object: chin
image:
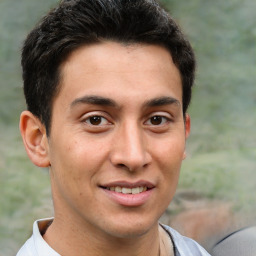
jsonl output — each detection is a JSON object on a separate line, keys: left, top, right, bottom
{"left": 108, "top": 226, "right": 152, "bottom": 239}
{"left": 101, "top": 214, "right": 159, "bottom": 239}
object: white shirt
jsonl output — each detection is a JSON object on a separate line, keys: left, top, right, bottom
{"left": 17, "top": 218, "right": 211, "bottom": 256}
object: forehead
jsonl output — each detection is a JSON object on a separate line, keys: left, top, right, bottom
{"left": 56, "top": 41, "right": 182, "bottom": 108}
{"left": 61, "top": 41, "right": 179, "bottom": 76}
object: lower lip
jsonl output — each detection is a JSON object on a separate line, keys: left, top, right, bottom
{"left": 102, "top": 188, "right": 154, "bottom": 207}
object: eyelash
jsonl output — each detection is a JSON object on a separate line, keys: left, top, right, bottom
{"left": 81, "top": 112, "right": 173, "bottom": 133}
{"left": 144, "top": 115, "right": 171, "bottom": 126}
{"left": 83, "top": 114, "right": 112, "bottom": 127}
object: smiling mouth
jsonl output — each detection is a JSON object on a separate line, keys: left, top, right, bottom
{"left": 102, "top": 186, "right": 148, "bottom": 194}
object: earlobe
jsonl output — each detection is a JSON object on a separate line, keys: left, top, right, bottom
{"left": 185, "top": 114, "right": 191, "bottom": 139}
{"left": 19, "top": 111, "right": 50, "bottom": 167}
{"left": 183, "top": 114, "right": 191, "bottom": 160}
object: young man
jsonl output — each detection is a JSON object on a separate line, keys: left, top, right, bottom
{"left": 17, "top": 0, "right": 211, "bottom": 255}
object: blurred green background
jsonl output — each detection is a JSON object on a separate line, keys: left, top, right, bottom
{"left": 0, "top": 0, "right": 255, "bottom": 255}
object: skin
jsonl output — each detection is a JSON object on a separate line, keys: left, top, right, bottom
{"left": 20, "top": 41, "right": 190, "bottom": 256}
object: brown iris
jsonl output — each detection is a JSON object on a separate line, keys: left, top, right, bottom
{"left": 150, "top": 116, "right": 163, "bottom": 125}
{"left": 89, "top": 116, "right": 102, "bottom": 125}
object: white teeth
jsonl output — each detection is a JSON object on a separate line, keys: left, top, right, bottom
{"left": 108, "top": 186, "right": 147, "bottom": 194}
{"left": 122, "top": 187, "right": 132, "bottom": 194}
{"left": 115, "top": 186, "right": 122, "bottom": 193}
{"left": 132, "top": 187, "right": 140, "bottom": 194}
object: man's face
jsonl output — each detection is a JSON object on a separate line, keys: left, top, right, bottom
{"left": 46, "top": 41, "right": 190, "bottom": 238}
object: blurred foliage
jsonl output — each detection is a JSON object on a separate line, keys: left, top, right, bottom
{"left": 0, "top": 0, "right": 255, "bottom": 255}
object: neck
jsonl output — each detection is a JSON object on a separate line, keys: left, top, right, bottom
{"left": 43, "top": 215, "right": 161, "bottom": 256}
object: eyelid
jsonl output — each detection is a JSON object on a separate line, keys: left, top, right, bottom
{"left": 143, "top": 112, "right": 174, "bottom": 130}
{"left": 144, "top": 116, "right": 170, "bottom": 125}
{"left": 145, "top": 112, "right": 173, "bottom": 121}
{"left": 85, "top": 116, "right": 109, "bottom": 125}
{"left": 81, "top": 111, "right": 113, "bottom": 126}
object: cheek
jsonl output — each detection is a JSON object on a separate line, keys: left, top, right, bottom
{"left": 50, "top": 137, "right": 108, "bottom": 187}
{"left": 152, "top": 137, "right": 185, "bottom": 193}
{"left": 153, "top": 137, "right": 185, "bottom": 166}
{"left": 49, "top": 140, "right": 82, "bottom": 188}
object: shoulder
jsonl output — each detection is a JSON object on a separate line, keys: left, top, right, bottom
{"left": 161, "top": 224, "right": 212, "bottom": 256}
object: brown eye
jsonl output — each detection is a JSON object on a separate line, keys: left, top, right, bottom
{"left": 150, "top": 116, "right": 164, "bottom": 125}
{"left": 150, "top": 116, "right": 161, "bottom": 125}
{"left": 85, "top": 116, "right": 108, "bottom": 126}
{"left": 90, "top": 116, "right": 101, "bottom": 125}
{"left": 145, "top": 115, "right": 170, "bottom": 126}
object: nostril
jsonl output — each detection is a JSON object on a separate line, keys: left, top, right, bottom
{"left": 117, "top": 164, "right": 130, "bottom": 171}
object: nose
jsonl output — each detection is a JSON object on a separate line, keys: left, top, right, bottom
{"left": 110, "top": 122, "right": 152, "bottom": 172}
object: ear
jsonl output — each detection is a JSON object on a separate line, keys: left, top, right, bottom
{"left": 19, "top": 111, "right": 50, "bottom": 167}
{"left": 183, "top": 113, "right": 191, "bottom": 160}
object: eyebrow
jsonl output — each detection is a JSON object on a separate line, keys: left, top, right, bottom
{"left": 143, "top": 96, "right": 180, "bottom": 108}
{"left": 70, "top": 95, "right": 180, "bottom": 109}
{"left": 71, "top": 95, "right": 117, "bottom": 108}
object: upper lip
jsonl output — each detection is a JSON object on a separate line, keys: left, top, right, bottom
{"left": 100, "top": 180, "right": 155, "bottom": 189}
